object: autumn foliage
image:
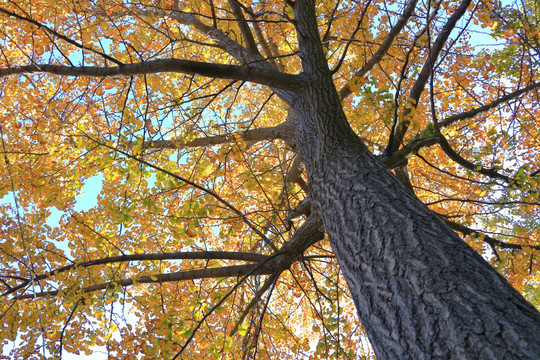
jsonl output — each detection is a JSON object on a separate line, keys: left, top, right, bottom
{"left": 0, "top": 0, "right": 539, "bottom": 358}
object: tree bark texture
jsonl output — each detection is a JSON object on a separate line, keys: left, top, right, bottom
{"left": 306, "top": 140, "right": 540, "bottom": 359}
{"left": 291, "top": 0, "right": 540, "bottom": 358}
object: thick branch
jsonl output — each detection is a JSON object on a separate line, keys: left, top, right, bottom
{"left": 0, "top": 60, "right": 305, "bottom": 93}
{"left": 294, "top": 0, "right": 359, "bottom": 149}
{"left": 249, "top": 12, "right": 284, "bottom": 71}
{"left": 379, "top": 135, "right": 440, "bottom": 169}
{"left": 165, "top": 9, "right": 251, "bottom": 63}
{"left": 285, "top": 196, "right": 312, "bottom": 225}
{"left": 294, "top": 0, "right": 332, "bottom": 75}
{"left": 15, "top": 214, "right": 325, "bottom": 300}
{"left": 280, "top": 212, "right": 325, "bottom": 255}
{"left": 135, "top": 7, "right": 300, "bottom": 104}
{"left": 286, "top": 155, "right": 308, "bottom": 191}
{"left": 228, "top": 0, "right": 260, "bottom": 56}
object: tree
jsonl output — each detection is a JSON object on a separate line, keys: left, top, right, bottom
{"left": 0, "top": 0, "right": 539, "bottom": 358}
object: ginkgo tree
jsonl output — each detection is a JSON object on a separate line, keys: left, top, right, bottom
{"left": 1, "top": 0, "right": 540, "bottom": 358}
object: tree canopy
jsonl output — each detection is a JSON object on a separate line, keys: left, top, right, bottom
{"left": 0, "top": 0, "right": 539, "bottom": 358}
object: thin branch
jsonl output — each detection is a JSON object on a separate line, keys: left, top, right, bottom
{"left": 331, "top": 0, "right": 372, "bottom": 74}
{"left": 244, "top": 275, "right": 275, "bottom": 359}
{"left": 171, "top": 250, "right": 284, "bottom": 359}
{"left": 94, "top": 140, "right": 279, "bottom": 251}
{"left": 438, "top": 81, "right": 540, "bottom": 129}
{"left": 380, "top": 81, "right": 540, "bottom": 168}
{"left": 321, "top": 0, "right": 343, "bottom": 45}
{"left": 445, "top": 219, "right": 540, "bottom": 251}
{"left": 390, "top": 17, "right": 432, "bottom": 134}
{"left": 338, "top": 0, "right": 420, "bottom": 100}
{"left": 250, "top": 155, "right": 308, "bottom": 252}
{"left": 0, "top": 7, "right": 122, "bottom": 65}
{"left": 57, "top": 300, "right": 81, "bottom": 358}
{"left": 414, "top": 151, "right": 494, "bottom": 186}
{"left": 171, "top": 212, "right": 325, "bottom": 357}
{"left": 386, "top": 0, "right": 472, "bottom": 154}
{"left": 436, "top": 135, "right": 514, "bottom": 184}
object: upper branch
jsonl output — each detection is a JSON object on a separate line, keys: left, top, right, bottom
{"left": 0, "top": 59, "right": 305, "bottom": 93}
{"left": 385, "top": 0, "right": 472, "bottom": 155}
{"left": 444, "top": 219, "right": 540, "bottom": 252}
{"left": 294, "top": 0, "right": 332, "bottom": 75}
{"left": 438, "top": 81, "right": 540, "bottom": 129}
{"left": 380, "top": 81, "right": 540, "bottom": 167}
{"left": 338, "top": 0, "right": 420, "bottom": 100}
{"left": 436, "top": 134, "right": 514, "bottom": 184}
{"left": 228, "top": 0, "right": 260, "bottom": 56}
{"left": 165, "top": 9, "right": 250, "bottom": 63}
{"left": 133, "top": 6, "right": 300, "bottom": 104}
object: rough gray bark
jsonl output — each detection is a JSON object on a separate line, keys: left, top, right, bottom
{"left": 307, "top": 142, "right": 540, "bottom": 359}
{"left": 291, "top": 0, "right": 540, "bottom": 358}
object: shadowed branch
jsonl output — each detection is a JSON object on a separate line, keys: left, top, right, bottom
{"left": 0, "top": 59, "right": 305, "bottom": 93}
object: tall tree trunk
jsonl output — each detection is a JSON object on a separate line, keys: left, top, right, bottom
{"left": 306, "top": 139, "right": 540, "bottom": 359}
{"left": 292, "top": 0, "right": 540, "bottom": 358}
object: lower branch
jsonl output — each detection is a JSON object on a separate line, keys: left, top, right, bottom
{"left": 2, "top": 251, "right": 267, "bottom": 297}
{"left": 16, "top": 264, "right": 274, "bottom": 300}
{"left": 229, "top": 272, "right": 281, "bottom": 336}
{"left": 14, "top": 213, "right": 325, "bottom": 300}
{"left": 437, "top": 134, "right": 513, "bottom": 184}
